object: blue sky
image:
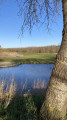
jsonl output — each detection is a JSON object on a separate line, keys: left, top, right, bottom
{"left": 0, "top": 0, "right": 63, "bottom": 48}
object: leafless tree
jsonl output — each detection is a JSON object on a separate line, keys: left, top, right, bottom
{"left": 17, "top": 0, "right": 67, "bottom": 119}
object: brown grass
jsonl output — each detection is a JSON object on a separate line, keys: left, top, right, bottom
{"left": 0, "top": 52, "right": 23, "bottom": 58}
{"left": 0, "top": 79, "right": 16, "bottom": 107}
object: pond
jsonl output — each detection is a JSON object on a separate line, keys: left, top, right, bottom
{"left": 0, "top": 64, "right": 54, "bottom": 95}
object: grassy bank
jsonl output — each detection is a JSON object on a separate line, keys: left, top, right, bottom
{"left": 0, "top": 80, "right": 67, "bottom": 120}
{"left": 0, "top": 80, "right": 45, "bottom": 120}
{"left": 0, "top": 94, "right": 67, "bottom": 120}
{"left": 0, "top": 94, "right": 45, "bottom": 120}
{"left": 0, "top": 53, "right": 56, "bottom": 64}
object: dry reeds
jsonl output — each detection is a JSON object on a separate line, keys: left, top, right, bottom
{"left": 0, "top": 79, "right": 16, "bottom": 108}
{"left": 33, "top": 80, "right": 46, "bottom": 89}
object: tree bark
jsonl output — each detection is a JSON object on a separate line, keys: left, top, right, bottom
{"left": 40, "top": 0, "right": 67, "bottom": 120}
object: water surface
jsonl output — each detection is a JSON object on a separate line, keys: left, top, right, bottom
{"left": 0, "top": 64, "right": 54, "bottom": 94}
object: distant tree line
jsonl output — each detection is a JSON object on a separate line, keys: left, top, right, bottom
{"left": 4, "top": 45, "right": 60, "bottom": 53}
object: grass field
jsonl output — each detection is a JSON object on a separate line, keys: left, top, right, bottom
{"left": 0, "top": 52, "right": 56, "bottom": 64}
{"left": 0, "top": 80, "right": 67, "bottom": 120}
{"left": 0, "top": 94, "right": 45, "bottom": 120}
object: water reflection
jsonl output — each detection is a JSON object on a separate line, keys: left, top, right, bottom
{"left": 0, "top": 64, "right": 54, "bottom": 95}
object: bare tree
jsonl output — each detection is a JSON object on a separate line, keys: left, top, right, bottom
{"left": 17, "top": 0, "right": 62, "bottom": 32}
{"left": 0, "top": 0, "right": 66, "bottom": 119}
{"left": 16, "top": 0, "right": 67, "bottom": 120}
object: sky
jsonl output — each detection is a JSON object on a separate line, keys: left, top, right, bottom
{"left": 0, "top": 0, "right": 63, "bottom": 48}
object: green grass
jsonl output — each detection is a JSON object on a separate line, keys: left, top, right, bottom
{"left": 0, "top": 94, "right": 66, "bottom": 120}
{"left": 0, "top": 95, "right": 45, "bottom": 120}
{"left": 0, "top": 53, "right": 56, "bottom": 64}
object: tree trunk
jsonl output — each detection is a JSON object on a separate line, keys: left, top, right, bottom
{"left": 40, "top": 0, "right": 67, "bottom": 120}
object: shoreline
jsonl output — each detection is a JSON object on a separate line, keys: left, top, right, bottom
{"left": 0, "top": 62, "right": 21, "bottom": 68}
{"left": 0, "top": 61, "right": 54, "bottom": 68}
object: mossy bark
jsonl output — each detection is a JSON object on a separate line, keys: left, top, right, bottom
{"left": 40, "top": 0, "right": 67, "bottom": 120}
